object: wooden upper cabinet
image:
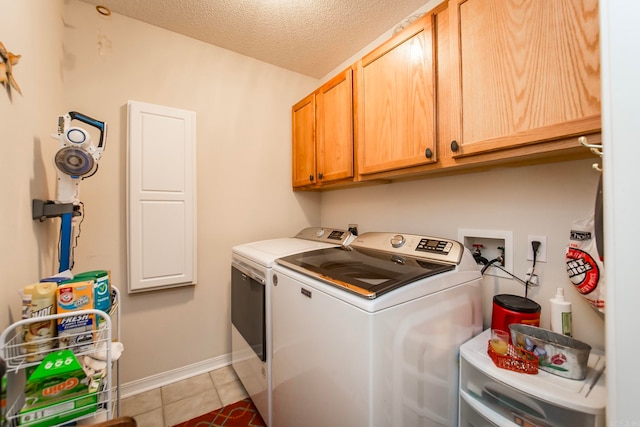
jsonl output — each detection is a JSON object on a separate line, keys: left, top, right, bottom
{"left": 316, "top": 69, "right": 354, "bottom": 184}
{"left": 292, "top": 93, "right": 316, "bottom": 188}
{"left": 292, "top": 68, "right": 354, "bottom": 189}
{"left": 291, "top": 0, "right": 601, "bottom": 190}
{"left": 448, "top": 0, "right": 601, "bottom": 157}
{"left": 356, "top": 12, "right": 438, "bottom": 177}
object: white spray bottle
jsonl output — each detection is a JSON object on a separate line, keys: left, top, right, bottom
{"left": 550, "top": 287, "right": 572, "bottom": 336}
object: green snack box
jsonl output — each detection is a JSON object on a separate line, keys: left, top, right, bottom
{"left": 19, "top": 350, "right": 98, "bottom": 426}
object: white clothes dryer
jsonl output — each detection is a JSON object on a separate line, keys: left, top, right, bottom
{"left": 231, "top": 227, "right": 354, "bottom": 426}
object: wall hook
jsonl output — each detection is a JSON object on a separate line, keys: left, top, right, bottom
{"left": 579, "top": 136, "right": 603, "bottom": 158}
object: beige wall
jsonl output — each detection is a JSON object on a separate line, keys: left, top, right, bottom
{"left": 2, "top": 0, "right": 321, "bottom": 385}
{"left": 60, "top": 1, "right": 322, "bottom": 383}
{"left": 0, "top": 2, "right": 64, "bottom": 327}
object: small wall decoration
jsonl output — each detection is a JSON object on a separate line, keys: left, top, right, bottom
{"left": 0, "top": 41, "right": 22, "bottom": 101}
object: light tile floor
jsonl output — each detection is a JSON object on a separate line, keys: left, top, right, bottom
{"left": 120, "top": 365, "right": 249, "bottom": 427}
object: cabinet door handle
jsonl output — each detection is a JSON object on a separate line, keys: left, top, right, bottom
{"left": 318, "top": 173, "right": 324, "bottom": 180}
{"left": 450, "top": 140, "right": 459, "bottom": 152}
{"left": 309, "top": 175, "right": 314, "bottom": 182}
{"left": 425, "top": 148, "right": 433, "bottom": 159}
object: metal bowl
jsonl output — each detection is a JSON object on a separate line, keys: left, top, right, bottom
{"left": 509, "top": 324, "right": 591, "bottom": 380}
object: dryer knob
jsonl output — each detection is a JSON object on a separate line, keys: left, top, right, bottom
{"left": 390, "top": 234, "right": 405, "bottom": 248}
{"left": 315, "top": 229, "right": 325, "bottom": 237}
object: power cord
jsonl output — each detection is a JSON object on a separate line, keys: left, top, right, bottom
{"left": 525, "top": 240, "right": 541, "bottom": 299}
{"left": 480, "top": 255, "right": 502, "bottom": 275}
{"left": 70, "top": 201, "right": 85, "bottom": 270}
{"left": 482, "top": 261, "right": 530, "bottom": 286}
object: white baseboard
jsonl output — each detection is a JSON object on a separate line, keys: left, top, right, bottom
{"left": 119, "top": 353, "right": 231, "bottom": 399}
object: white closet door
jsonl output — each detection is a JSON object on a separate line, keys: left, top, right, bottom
{"left": 127, "top": 100, "right": 197, "bottom": 292}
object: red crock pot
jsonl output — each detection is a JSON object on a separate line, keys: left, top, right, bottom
{"left": 491, "top": 294, "right": 541, "bottom": 340}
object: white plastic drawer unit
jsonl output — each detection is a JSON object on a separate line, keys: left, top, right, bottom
{"left": 458, "top": 330, "right": 606, "bottom": 427}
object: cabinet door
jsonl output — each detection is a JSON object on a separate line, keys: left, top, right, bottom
{"left": 127, "top": 101, "right": 197, "bottom": 292}
{"left": 291, "top": 93, "right": 316, "bottom": 188}
{"left": 316, "top": 69, "right": 354, "bottom": 183}
{"left": 356, "top": 13, "right": 437, "bottom": 176}
{"left": 449, "top": 0, "right": 600, "bottom": 158}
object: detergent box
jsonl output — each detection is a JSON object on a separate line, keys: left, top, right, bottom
{"left": 73, "top": 270, "right": 112, "bottom": 325}
{"left": 19, "top": 350, "right": 99, "bottom": 427}
{"left": 56, "top": 280, "right": 95, "bottom": 352}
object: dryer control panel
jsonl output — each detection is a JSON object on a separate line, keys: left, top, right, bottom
{"left": 294, "top": 227, "right": 355, "bottom": 246}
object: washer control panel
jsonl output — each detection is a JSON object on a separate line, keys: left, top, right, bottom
{"left": 390, "top": 234, "right": 406, "bottom": 248}
{"left": 351, "top": 232, "right": 464, "bottom": 265}
{"left": 416, "top": 238, "right": 454, "bottom": 255}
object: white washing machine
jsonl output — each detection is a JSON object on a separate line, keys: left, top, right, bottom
{"left": 271, "top": 232, "right": 483, "bottom": 427}
{"left": 231, "top": 227, "right": 354, "bottom": 426}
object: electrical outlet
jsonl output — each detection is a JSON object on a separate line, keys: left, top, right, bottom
{"left": 525, "top": 267, "right": 540, "bottom": 286}
{"left": 527, "top": 235, "right": 547, "bottom": 262}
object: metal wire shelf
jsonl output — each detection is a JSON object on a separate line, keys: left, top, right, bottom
{"left": 1, "top": 286, "right": 121, "bottom": 426}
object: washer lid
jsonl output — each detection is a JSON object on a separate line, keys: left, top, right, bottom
{"left": 276, "top": 246, "right": 454, "bottom": 299}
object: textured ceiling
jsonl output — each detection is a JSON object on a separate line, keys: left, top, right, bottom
{"left": 78, "top": 0, "right": 431, "bottom": 78}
